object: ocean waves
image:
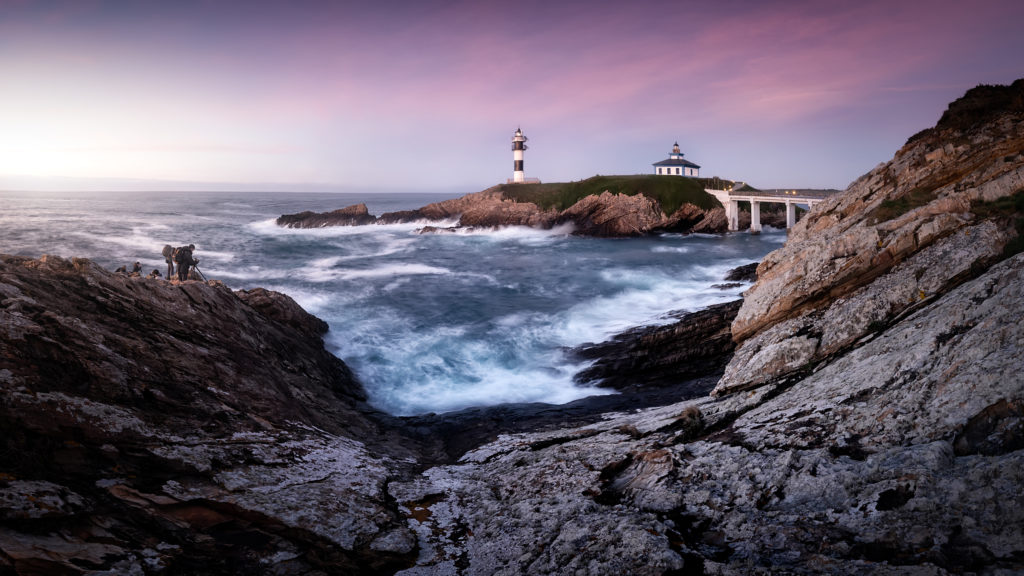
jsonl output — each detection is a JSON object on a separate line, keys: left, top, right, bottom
{"left": 556, "top": 265, "right": 749, "bottom": 342}
{"left": 327, "top": 306, "right": 613, "bottom": 416}
{"left": 0, "top": 190, "right": 784, "bottom": 416}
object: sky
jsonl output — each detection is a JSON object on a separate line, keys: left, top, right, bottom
{"left": 1, "top": 0, "right": 1022, "bottom": 193}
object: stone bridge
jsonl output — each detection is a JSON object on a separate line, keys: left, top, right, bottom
{"left": 705, "top": 187, "right": 839, "bottom": 232}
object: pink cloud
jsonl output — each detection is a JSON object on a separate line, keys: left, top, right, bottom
{"left": 2, "top": 0, "right": 1021, "bottom": 188}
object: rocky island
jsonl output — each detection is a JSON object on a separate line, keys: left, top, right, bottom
{"left": 275, "top": 176, "right": 796, "bottom": 237}
{"left": 2, "top": 80, "right": 1023, "bottom": 575}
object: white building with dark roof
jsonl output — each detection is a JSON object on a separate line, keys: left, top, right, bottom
{"left": 653, "top": 142, "right": 700, "bottom": 177}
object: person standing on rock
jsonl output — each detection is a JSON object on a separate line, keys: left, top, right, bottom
{"left": 162, "top": 244, "right": 175, "bottom": 279}
{"left": 174, "top": 244, "right": 196, "bottom": 282}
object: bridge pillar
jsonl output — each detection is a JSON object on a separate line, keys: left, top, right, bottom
{"left": 750, "top": 201, "right": 762, "bottom": 234}
{"left": 786, "top": 200, "right": 796, "bottom": 228}
{"left": 727, "top": 200, "right": 739, "bottom": 231}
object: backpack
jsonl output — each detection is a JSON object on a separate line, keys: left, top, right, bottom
{"left": 162, "top": 244, "right": 173, "bottom": 259}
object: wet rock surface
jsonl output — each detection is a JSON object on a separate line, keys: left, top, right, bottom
{"left": 571, "top": 299, "right": 742, "bottom": 391}
{"left": 723, "top": 262, "right": 758, "bottom": 282}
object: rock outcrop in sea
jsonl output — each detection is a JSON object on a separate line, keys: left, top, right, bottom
{"left": 276, "top": 203, "right": 377, "bottom": 228}
{"left": 277, "top": 187, "right": 728, "bottom": 237}
{"left": 3, "top": 80, "right": 1023, "bottom": 575}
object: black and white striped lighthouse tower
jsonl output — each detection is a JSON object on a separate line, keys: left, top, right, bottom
{"left": 511, "top": 127, "right": 528, "bottom": 183}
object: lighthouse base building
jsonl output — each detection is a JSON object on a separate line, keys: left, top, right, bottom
{"left": 653, "top": 142, "right": 700, "bottom": 177}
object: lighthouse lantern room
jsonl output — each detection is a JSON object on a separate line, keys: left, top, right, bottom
{"left": 511, "top": 127, "right": 528, "bottom": 183}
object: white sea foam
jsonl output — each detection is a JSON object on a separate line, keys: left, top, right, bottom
{"left": 309, "top": 255, "right": 345, "bottom": 269}
{"left": 762, "top": 228, "right": 789, "bottom": 243}
{"left": 339, "top": 259, "right": 749, "bottom": 415}
{"left": 454, "top": 271, "right": 500, "bottom": 285}
{"left": 204, "top": 265, "right": 293, "bottom": 281}
{"left": 217, "top": 259, "right": 451, "bottom": 284}
{"left": 248, "top": 217, "right": 459, "bottom": 238}
{"left": 72, "top": 227, "right": 167, "bottom": 252}
{"left": 326, "top": 263, "right": 451, "bottom": 281}
{"left": 382, "top": 277, "right": 413, "bottom": 292}
{"left": 371, "top": 367, "right": 612, "bottom": 416}
{"left": 651, "top": 245, "right": 690, "bottom": 253}
{"left": 552, "top": 266, "right": 750, "bottom": 344}
{"left": 329, "top": 318, "right": 612, "bottom": 416}
{"left": 194, "top": 249, "right": 236, "bottom": 263}
{"left": 259, "top": 285, "right": 334, "bottom": 314}
{"left": 433, "top": 222, "right": 576, "bottom": 243}
{"left": 325, "top": 237, "right": 416, "bottom": 261}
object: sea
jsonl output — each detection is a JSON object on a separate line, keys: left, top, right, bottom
{"left": 0, "top": 189, "right": 788, "bottom": 416}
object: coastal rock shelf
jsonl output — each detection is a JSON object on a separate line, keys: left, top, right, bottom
{"left": 2, "top": 81, "right": 1024, "bottom": 575}
{"left": 0, "top": 255, "right": 421, "bottom": 573}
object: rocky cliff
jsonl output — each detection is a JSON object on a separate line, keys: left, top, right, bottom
{"left": 376, "top": 81, "right": 1024, "bottom": 575}
{"left": 3, "top": 81, "right": 1024, "bottom": 576}
{"left": 0, "top": 256, "right": 422, "bottom": 574}
{"left": 277, "top": 185, "right": 727, "bottom": 237}
{"left": 719, "top": 79, "right": 1024, "bottom": 392}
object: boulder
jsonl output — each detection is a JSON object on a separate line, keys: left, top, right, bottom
{"left": 457, "top": 198, "right": 555, "bottom": 228}
{"left": 652, "top": 203, "right": 728, "bottom": 234}
{"left": 558, "top": 191, "right": 667, "bottom": 236}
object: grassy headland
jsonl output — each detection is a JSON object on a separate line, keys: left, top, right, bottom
{"left": 498, "top": 175, "right": 733, "bottom": 215}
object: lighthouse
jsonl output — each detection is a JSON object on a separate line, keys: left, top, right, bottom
{"left": 511, "top": 127, "right": 528, "bottom": 183}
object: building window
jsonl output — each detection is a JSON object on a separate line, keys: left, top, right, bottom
{"left": 675, "top": 167, "right": 680, "bottom": 175}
